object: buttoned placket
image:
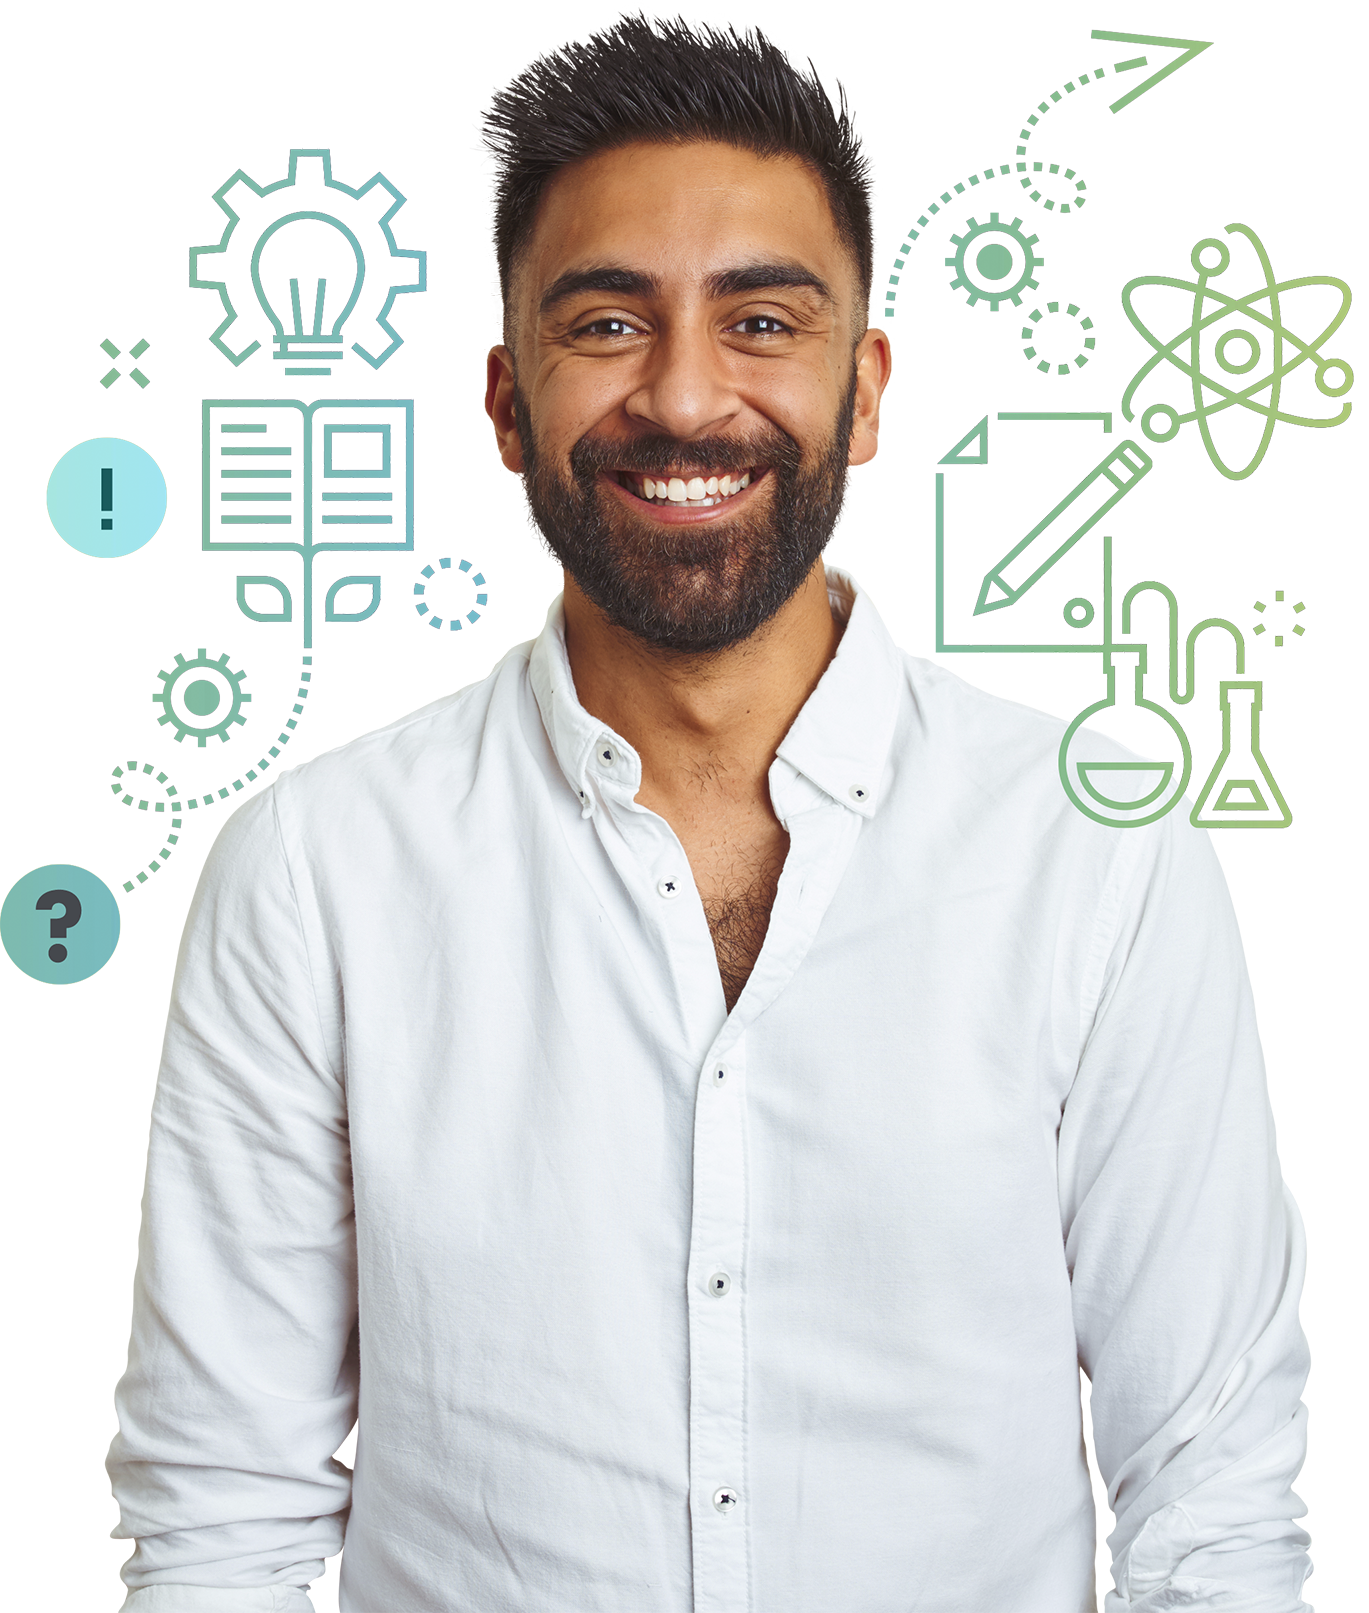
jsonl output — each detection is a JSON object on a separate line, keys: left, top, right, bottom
{"left": 533, "top": 594, "right": 888, "bottom": 1613}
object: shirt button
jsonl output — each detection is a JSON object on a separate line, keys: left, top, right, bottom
{"left": 657, "top": 876, "right": 681, "bottom": 899}
{"left": 849, "top": 784, "right": 869, "bottom": 802}
{"left": 708, "top": 1271, "right": 731, "bottom": 1297}
{"left": 597, "top": 741, "right": 618, "bottom": 768}
{"left": 711, "top": 1063, "right": 729, "bottom": 1086}
{"left": 712, "top": 1486, "right": 740, "bottom": 1514}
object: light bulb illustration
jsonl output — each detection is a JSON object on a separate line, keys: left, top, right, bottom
{"left": 251, "top": 212, "right": 365, "bottom": 375}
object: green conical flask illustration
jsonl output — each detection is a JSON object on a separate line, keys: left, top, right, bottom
{"left": 1193, "top": 674, "right": 1296, "bottom": 838}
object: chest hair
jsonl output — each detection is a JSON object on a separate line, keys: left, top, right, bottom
{"left": 702, "top": 857, "right": 785, "bottom": 1013}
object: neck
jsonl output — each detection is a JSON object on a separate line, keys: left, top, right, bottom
{"left": 562, "top": 561, "right": 844, "bottom": 811}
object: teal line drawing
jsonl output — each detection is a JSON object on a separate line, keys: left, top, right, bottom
{"left": 997, "top": 412, "right": 1112, "bottom": 432}
{"left": 151, "top": 649, "right": 251, "bottom": 746}
{"left": 2, "top": 865, "right": 120, "bottom": 985}
{"left": 939, "top": 416, "right": 989, "bottom": 465}
{"left": 184, "top": 145, "right": 425, "bottom": 377}
{"left": 184, "top": 393, "right": 416, "bottom": 651}
{"left": 413, "top": 557, "right": 489, "bottom": 630}
{"left": 99, "top": 337, "right": 150, "bottom": 389}
{"left": 973, "top": 435, "right": 1154, "bottom": 616}
{"left": 883, "top": 50, "right": 1186, "bottom": 322}
{"left": 1012, "top": 296, "right": 1102, "bottom": 377}
{"left": 922, "top": 190, "right": 1051, "bottom": 325}
{"left": 1252, "top": 590, "right": 1306, "bottom": 647}
{"left": 1190, "top": 682, "right": 1292, "bottom": 828}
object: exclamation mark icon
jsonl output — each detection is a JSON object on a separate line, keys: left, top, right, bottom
{"left": 101, "top": 467, "right": 113, "bottom": 531}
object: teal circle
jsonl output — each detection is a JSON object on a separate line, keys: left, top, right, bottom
{"left": 975, "top": 243, "right": 1014, "bottom": 281}
{"left": 1063, "top": 597, "right": 1095, "bottom": 629}
{"left": 184, "top": 679, "right": 221, "bottom": 716}
{"left": 2, "top": 863, "right": 120, "bottom": 984}
{"left": 46, "top": 437, "right": 166, "bottom": 558}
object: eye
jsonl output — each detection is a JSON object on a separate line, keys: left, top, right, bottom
{"left": 730, "top": 314, "right": 792, "bottom": 336}
{"left": 573, "top": 317, "right": 642, "bottom": 339}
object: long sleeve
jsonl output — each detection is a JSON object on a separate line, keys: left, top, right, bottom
{"left": 1060, "top": 818, "right": 1311, "bottom": 1611}
{"left": 107, "top": 786, "right": 357, "bottom": 1612}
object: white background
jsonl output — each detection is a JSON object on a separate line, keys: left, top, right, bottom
{"left": 5, "top": 6, "right": 1360, "bottom": 935}
{"left": 4, "top": 0, "right": 561, "bottom": 751}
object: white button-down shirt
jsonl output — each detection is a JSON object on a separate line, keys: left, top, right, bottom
{"left": 108, "top": 572, "right": 1311, "bottom": 1613}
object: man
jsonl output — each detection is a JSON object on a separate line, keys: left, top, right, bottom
{"left": 108, "top": 17, "right": 1312, "bottom": 1613}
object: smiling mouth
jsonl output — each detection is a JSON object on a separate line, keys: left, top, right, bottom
{"left": 613, "top": 468, "right": 759, "bottom": 508}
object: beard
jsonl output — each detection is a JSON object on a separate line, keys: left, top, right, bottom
{"left": 513, "top": 369, "right": 858, "bottom": 655}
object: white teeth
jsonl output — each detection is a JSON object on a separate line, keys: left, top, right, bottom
{"left": 626, "top": 468, "right": 757, "bottom": 505}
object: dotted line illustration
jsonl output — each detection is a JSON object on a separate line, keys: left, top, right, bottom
{"left": 399, "top": 541, "right": 503, "bottom": 641}
{"left": 1012, "top": 296, "right": 1102, "bottom": 377}
{"left": 116, "top": 641, "right": 322, "bottom": 896}
{"left": 883, "top": 57, "right": 1135, "bottom": 314}
{"left": 1253, "top": 592, "right": 1307, "bottom": 646}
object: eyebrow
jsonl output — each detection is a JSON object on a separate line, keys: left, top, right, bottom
{"left": 538, "top": 260, "right": 835, "bottom": 318}
{"left": 539, "top": 267, "right": 658, "bottom": 317}
{"left": 705, "top": 262, "right": 834, "bottom": 305}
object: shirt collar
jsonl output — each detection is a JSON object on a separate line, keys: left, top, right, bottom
{"left": 528, "top": 567, "right": 904, "bottom": 822}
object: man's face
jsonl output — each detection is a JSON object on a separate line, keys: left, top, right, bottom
{"left": 486, "top": 139, "right": 889, "bottom": 654}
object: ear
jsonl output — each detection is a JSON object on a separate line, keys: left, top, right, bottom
{"left": 847, "top": 327, "right": 893, "bottom": 467}
{"left": 485, "top": 346, "right": 525, "bottom": 473}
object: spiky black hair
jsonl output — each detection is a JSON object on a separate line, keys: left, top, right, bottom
{"left": 483, "top": 14, "right": 873, "bottom": 312}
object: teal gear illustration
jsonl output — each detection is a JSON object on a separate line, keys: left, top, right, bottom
{"left": 948, "top": 197, "right": 1044, "bottom": 308}
{"left": 152, "top": 650, "right": 252, "bottom": 746}
{"left": 184, "top": 139, "right": 425, "bottom": 377}
{"left": 915, "top": 193, "right": 1057, "bottom": 329}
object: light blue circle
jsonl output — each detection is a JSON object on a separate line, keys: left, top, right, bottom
{"left": 2, "top": 863, "right": 121, "bottom": 984}
{"left": 46, "top": 437, "right": 166, "bottom": 557}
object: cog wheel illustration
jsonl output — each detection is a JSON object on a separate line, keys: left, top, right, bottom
{"left": 399, "top": 551, "right": 503, "bottom": 645}
{"left": 1012, "top": 300, "right": 1102, "bottom": 380}
{"left": 184, "top": 139, "right": 425, "bottom": 377}
{"left": 922, "top": 193, "right": 1051, "bottom": 329}
{"left": 152, "top": 650, "right": 252, "bottom": 747}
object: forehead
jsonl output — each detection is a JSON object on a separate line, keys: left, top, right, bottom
{"left": 517, "top": 140, "right": 850, "bottom": 306}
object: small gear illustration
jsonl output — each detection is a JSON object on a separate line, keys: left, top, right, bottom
{"left": 1012, "top": 300, "right": 1102, "bottom": 380}
{"left": 399, "top": 541, "right": 503, "bottom": 641}
{"left": 948, "top": 198, "right": 1044, "bottom": 311}
{"left": 152, "top": 650, "right": 252, "bottom": 746}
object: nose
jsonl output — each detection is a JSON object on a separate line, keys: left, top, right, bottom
{"left": 622, "top": 321, "right": 742, "bottom": 441}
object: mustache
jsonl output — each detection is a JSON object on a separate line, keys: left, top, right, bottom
{"left": 568, "top": 426, "right": 801, "bottom": 482}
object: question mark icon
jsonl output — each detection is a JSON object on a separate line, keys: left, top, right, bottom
{"left": 35, "top": 889, "right": 82, "bottom": 963}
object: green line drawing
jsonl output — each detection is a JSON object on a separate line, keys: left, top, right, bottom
{"left": 1120, "top": 582, "right": 1246, "bottom": 702}
{"left": 1252, "top": 590, "right": 1306, "bottom": 647}
{"left": 1090, "top": 32, "right": 1206, "bottom": 114}
{"left": 939, "top": 416, "right": 989, "bottom": 465}
{"left": 98, "top": 337, "right": 150, "bottom": 389}
{"left": 1115, "top": 225, "right": 1354, "bottom": 477}
{"left": 325, "top": 576, "right": 382, "bottom": 622}
{"left": 413, "top": 557, "right": 490, "bottom": 631}
{"left": 1051, "top": 535, "right": 1193, "bottom": 832}
{"left": 998, "top": 412, "right": 1112, "bottom": 431}
{"left": 1193, "top": 677, "right": 1296, "bottom": 838}
{"left": 973, "top": 225, "right": 1354, "bottom": 622}
{"left": 151, "top": 649, "right": 251, "bottom": 745}
{"left": 973, "top": 438, "right": 1154, "bottom": 612}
